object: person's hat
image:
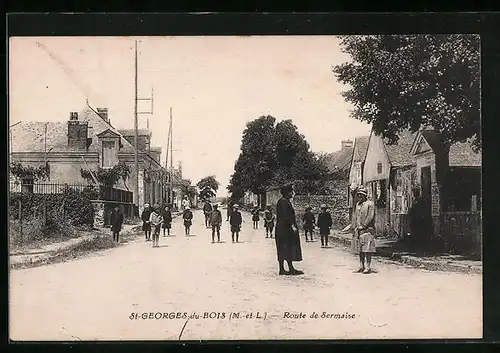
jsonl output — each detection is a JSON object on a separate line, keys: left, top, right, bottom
{"left": 280, "top": 183, "right": 294, "bottom": 194}
{"left": 266, "top": 204, "right": 272, "bottom": 208}
{"left": 144, "top": 203, "right": 150, "bottom": 207}
{"left": 357, "top": 186, "right": 368, "bottom": 196}
{"left": 233, "top": 204, "right": 239, "bottom": 208}
{"left": 185, "top": 206, "right": 190, "bottom": 210}
{"left": 320, "top": 204, "right": 327, "bottom": 209}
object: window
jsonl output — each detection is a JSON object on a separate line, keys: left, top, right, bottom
{"left": 102, "top": 140, "right": 117, "bottom": 168}
{"left": 377, "top": 163, "right": 383, "bottom": 174}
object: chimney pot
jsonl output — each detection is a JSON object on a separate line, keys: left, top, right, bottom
{"left": 70, "top": 112, "right": 78, "bottom": 120}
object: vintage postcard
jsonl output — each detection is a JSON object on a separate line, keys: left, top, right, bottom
{"left": 8, "top": 34, "right": 482, "bottom": 341}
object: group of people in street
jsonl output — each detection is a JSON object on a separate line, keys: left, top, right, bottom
{"left": 110, "top": 183, "right": 377, "bottom": 275}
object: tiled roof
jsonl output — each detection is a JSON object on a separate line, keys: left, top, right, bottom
{"left": 118, "top": 129, "right": 152, "bottom": 137}
{"left": 384, "top": 130, "right": 417, "bottom": 167}
{"left": 352, "top": 136, "right": 369, "bottom": 162}
{"left": 449, "top": 141, "right": 482, "bottom": 167}
{"left": 150, "top": 146, "right": 162, "bottom": 153}
{"left": 10, "top": 102, "right": 138, "bottom": 155}
{"left": 11, "top": 121, "right": 69, "bottom": 153}
{"left": 323, "top": 147, "right": 354, "bottom": 173}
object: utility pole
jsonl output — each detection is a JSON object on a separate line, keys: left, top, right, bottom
{"left": 169, "top": 107, "right": 174, "bottom": 208}
{"left": 165, "top": 111, "right": 171, "bottom": 204}
{"left": 133, "top": 40, "right": 154, "bottom": 209}
{"left": 134, "top": 40, "right": 139, "bottom": 208}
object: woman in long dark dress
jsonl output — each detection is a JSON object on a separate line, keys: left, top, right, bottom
{"left": 162, "top": 205, "right": 172, "bottom": 236}
{"left": 275, "top": 184, "right": 303, "bottom": 276}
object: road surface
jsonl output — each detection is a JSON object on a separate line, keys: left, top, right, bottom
{"left": 10, "top": 209, "right": 482, "bottom": 341}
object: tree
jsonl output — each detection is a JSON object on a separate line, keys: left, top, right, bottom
{"left": 228, "top": 116, "right": 329, "bottom": 199}
{"left": 197, "top": 175, "right": 219, "bottom": 202}
{"left": 333, "top": 34, "right": 480, "bottom": 150}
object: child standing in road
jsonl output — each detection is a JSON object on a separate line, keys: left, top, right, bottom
{"left": 162, "top": 205, "right": 172, "bottom": 236}
{"left": 230, "top": 204, "right": 243, "bottom": 243}
{"left": 110, "top": 205, "right": 124, "bottom": 243}
{"left": 251, "top": 206, "right": 260, "bottom": 229}
{"left": 263, "top": 205, "right": 275, "bottom": 238}
{"left": 317, "top": 204, "right": 333, "bottom": 248}
{"left": 210, "top": 204, "right": 223, "bottom": 243}
{"left": 141, "top": 203, "right": 152, "bottom": 241}
{"left": 149, "top": 204, "right": 163, "bottom": 248}
{"left": 302, "top": 206, "right": 316, "bottom": 242}
{"left": 183, "top": 206, "right": 193, "bottom": 236}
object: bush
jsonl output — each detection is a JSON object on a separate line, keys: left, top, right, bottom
{"left": 9, "top": 187, "right": 96, "bottom": 228}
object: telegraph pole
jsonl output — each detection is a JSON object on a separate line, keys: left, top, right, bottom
{"left": 169, "top": 107, "right": 174, "bottom": 207}
{"left": 134, "top": 40, "right": 139, "bottom": 208}
{"left": 133, "top": 40, "right": 154, "bottom": 209}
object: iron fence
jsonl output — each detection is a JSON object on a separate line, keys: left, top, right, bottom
{"left": 9, "top": 182, "right": 133, "bottom": 203}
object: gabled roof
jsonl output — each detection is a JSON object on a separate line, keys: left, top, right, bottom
{"left": 323, "top": 147, "right": 354, "bottom": 174}
{"left": 10, "top": 101, "right": 138, "bottom": 154}
{"left": 96, "top": 129, "right": 121, "bottom": 138}
{"left": 449, "top": 141, "right": 482, "bottom": 167}
{"left": 352, "top": 136, "right": 369, "bottom": 163}
{"left": 383, "top": 129, "right": 417, "bottom": 167}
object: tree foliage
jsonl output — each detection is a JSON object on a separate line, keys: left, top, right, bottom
{"left": 80, "top": 161, "right": 131, "bottom": 187}
{"left": 228, "top": 116, "right": 329, "bottom": 198}
{"left": 10, "top": 162, "right": 50, "bottom": 182}
{"left": 333, "top": 34, "right": 480, "bottom": 150}
{"left": 197, "top": 175, "right": 219, "bottom": 202}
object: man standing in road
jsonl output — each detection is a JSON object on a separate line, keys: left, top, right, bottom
{"left": 141, "top": 203, "right": 152, "bottom": 241}
{"left": 110, "top": 205, "right": 124, "bottom": 243}
{"left": 210, "top": 204, "right": 223, "bottom": 243}
{"left": 182, "top": 196, "right": 190, "bottom": 211}
{"left": 230, "top": 204, "right": 242, "bottom": 243}
{"left": 317, "top": 204, "right": 333, "bottom": 248}
{"left": 203, "top": 200, "right": 213, "bottom": 228}
{"left": 352, "top": 186, "right": 376, "bottom": 274}
{"left": 275, "top": 184, "right": 303, "bottom": 276}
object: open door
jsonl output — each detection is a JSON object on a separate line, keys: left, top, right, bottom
{"left": 420, "top": 166, "right": 433, "bottom": 243}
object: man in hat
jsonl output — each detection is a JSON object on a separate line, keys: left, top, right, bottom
{"left": 141, "top": 203, "right": 152, "bottom": 241}
{"left": 183, "top": 206, "right": 193, "bottom": 236}
{"left": 263, "top": 205, "right": 275, "bottom": 238}
{"left": 210, "top": 204, "right": 223, "bottom": 243}
{"left": 317, "top": 204, "right": 333, "bottom": 248}
{"left": 275, "top": 184, "right": 303, "bottom": 275}
{"left": 352, "top": 186, "right": 376, "bottom": 274}
{"left": 230, "top": 204, "right": 243, "bottom": 243}
{"left": 251, "top": 205, "right": 260, "bottom": 229}
{"left": 302, "top": 206, "right": 315, "bottom": 242}
{"left": 149, "top": 204, "right": 163, "bottom": 248}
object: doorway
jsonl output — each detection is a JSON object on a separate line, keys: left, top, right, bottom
{"left": 420, "top": 166, "right": 433, "bottom": 242}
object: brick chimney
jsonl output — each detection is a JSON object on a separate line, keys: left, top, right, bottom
{"left": 96, "top": 108, "right": 109, "bottom": 124}
{"left": 68, "top": 112, "right": 89, "bottom": 150}
{"left": 341, "top": 139, "right": 353, "bottom": 149}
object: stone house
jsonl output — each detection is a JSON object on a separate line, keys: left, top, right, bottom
{"left": 347, "top": 136, "right": 369, "bottom": 220}
{"left": 10, "top": 102, "right": 166, "bottom": 216}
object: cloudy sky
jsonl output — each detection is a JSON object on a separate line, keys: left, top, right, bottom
{"left": 9, "top": 36, "right": 371, "bottom": 195}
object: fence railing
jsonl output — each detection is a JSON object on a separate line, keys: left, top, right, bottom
{"left": 9, "top": 182, "right": 133, "bottom": 204}
{"left": 442, "top": 211, "right": 482, "bottom": 256}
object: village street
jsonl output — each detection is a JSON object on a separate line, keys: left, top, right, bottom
{"left": 10, "top": 209, "right": 482, "bottom": 341}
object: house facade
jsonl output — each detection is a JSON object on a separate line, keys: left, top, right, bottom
{"left": 10, "top": 102, "right": 166, "bottom": 216}
{"left": 363, "top": 129, "right": 417, "bottom": 237}
{"left": 347, "top": 136, "right": 369, "bottom": 220}
{"left": 409, "top": 130, "right": 482, "bottom": 255}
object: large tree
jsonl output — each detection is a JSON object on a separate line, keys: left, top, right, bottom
{"left": 333, "top": 34, "right": 480, "bottom": 150}
{"left": 228, "top": 116, "right": 328, "bottom": 199}
{"left": 196, "top": 175, "right": 219, "bottom": 202}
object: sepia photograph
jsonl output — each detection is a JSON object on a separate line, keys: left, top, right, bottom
{"left": 8, "top": 34, "right": 482, "bottom": 341}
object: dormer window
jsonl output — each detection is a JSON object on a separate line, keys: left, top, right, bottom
{"left": 97, "top": 129, "right": 121, "bottom": 169}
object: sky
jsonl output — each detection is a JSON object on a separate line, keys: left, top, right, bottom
{"left": 9, "top": 36, "right": 371, "bottom": 196}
